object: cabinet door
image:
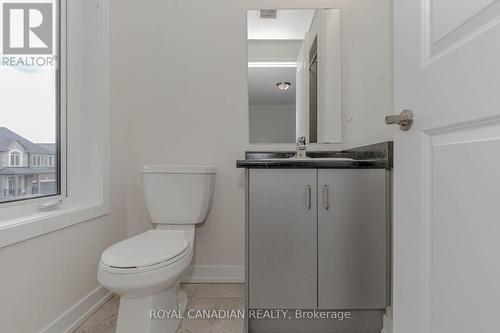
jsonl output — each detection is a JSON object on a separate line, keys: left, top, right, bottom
{"left": 318, "top": 169, "right": 389, "bottom": 309}
{"left": 248, "top": 169, "right": 317, "bottom": 309}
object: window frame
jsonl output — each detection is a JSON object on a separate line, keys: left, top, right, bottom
{"left": 0, "top": 0, "right": 110, "bottom": 248}
{"left": 32, "top": 155, "right": 42, "bottom": 167}
{"left": 0, "top": 0, "right": 63, "bottom": 205}
{"left": 8, "top": 150, "right": 22, "bottom": 167}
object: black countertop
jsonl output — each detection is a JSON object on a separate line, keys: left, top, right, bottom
{"left": 236, "top": 142, "right": 393, "bottom": 169}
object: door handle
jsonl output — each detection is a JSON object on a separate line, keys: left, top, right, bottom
{"left": 323, "top": 185, "right": 330, "bottom": 210}
{"left": 305, "top": 185, "right": 312, "bottom": 209}
{"left": 385, "top": 109, "right": 414, "bottom": 131}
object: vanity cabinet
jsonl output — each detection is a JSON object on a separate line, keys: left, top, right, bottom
{"left": 248, "top": 169, "right": 318, "bottom": 309}
{"left": 317, "top": 169, "right": 389, "bottom": 309}
{"left": 247, "top": 168, "right": 390, "bottom": 310}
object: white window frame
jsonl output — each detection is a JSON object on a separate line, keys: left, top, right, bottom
{"left": 0, "top": 0, "right": 110, "bottom": 248}
{"left": 32, "top": 155, "right": 42, "bottom": 166}
{"left": 8, "top": 150, "right": 22, "bottom": 167}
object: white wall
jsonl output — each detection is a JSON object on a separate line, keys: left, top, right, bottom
{"left": 316, "top": 9, "right": 343, "bottom": 143}
{"left": 250, "top": 104, "right": 296, "bottom": 143}
{"left": 111, "top": 0, "right": 392, "bottom": 281}
{"left": 112, "top": 0, "right": 250, "bottom": 278}
{"left": 248, "top": 40, "right": 302, "bottom": 62}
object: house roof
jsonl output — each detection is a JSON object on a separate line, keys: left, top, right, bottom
{"left": 0, "top": 127, "right": 53, "bottom": 154}
{"left": 36, "top": 143, "right": 56, "bottom": 154}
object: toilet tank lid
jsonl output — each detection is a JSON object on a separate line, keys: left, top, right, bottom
{"left": 142, "top": 164, "right": 216, "bottom": 174}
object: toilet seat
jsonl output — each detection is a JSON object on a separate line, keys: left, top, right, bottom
{"left": 101, "top": 230, "right": 190, "bottom": 273}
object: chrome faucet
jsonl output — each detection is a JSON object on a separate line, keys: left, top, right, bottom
{"left": 295, "top": 136, "right": 307, "bottom": 159}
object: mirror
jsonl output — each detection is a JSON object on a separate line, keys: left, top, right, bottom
{"left": 247, "top": 9, "right": 342, "bottom": 144}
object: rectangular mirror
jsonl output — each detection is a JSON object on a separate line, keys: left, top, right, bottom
{"left": 248, "top": 9, "right": 342, "bottom": 144}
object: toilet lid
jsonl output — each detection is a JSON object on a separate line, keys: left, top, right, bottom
{"left": 101, "top": 230, "right": 190, "bottom": 269}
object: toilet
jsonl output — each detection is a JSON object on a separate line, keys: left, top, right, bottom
{"left": 97, "top": 164, "right": 216, "bottom": 333}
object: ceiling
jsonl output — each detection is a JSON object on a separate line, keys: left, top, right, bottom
{"left": 247, "top": 9, "right": 316, "bottom": 40}
{"left": 248, "top": 67, "right": 296, "bottom": 105}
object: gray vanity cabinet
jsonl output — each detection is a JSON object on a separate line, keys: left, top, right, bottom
{"left": 317, "top": 169, "right": 389, "bottom": 309}
{"left": 248, "top": 168, "right": 390, "bottom": 311}
{"left": 248, "top": 169, "right": 317, "bottom": 309}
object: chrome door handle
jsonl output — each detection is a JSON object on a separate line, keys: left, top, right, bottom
{"left": 323, "top": 185, "right": 330, "bottom": 210}
{"left": 305, "top": 185, "right": 312, "bottom": 209}
{"left": 385, "top": 109, "right": 414, "bottom": 131}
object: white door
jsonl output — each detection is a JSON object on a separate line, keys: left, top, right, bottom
{"left": 393, "top": 1, "right": 500, "bottom": 333}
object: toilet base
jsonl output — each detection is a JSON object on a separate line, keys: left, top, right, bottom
{"left": 116, "top": 282, "right": 186, "bottom": 333}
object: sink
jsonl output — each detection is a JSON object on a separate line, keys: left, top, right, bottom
{"left": 237, "top": 142, "right": 393, "bottom": 169}
{"left": 260, "top": 157, "right": 355, "bottom": 162}
{"left": 301, "top": 157, "right": 354, "bottom": 161}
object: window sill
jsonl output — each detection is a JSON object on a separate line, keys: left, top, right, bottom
{"left": 0, "top": 202, "right": 109, "bottom": 249}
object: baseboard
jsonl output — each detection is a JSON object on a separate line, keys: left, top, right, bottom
{"left": 41, "top": 285, "right": 112, "bottom": 333}
{"left": 381, "top": 307, "right": 393, "bottom": 333}
{"left": 39, "top": 266, "right": 241, "bottom": 333}
{"left": 182, "top": 265, "right": 245, "bottom": 283}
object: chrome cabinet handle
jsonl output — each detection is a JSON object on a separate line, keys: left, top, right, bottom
{"left": 385, "top": 109, "right": 414, "bottom": 131}
{"left": 305, "top": 185, "right": 312, "bottom": 209}
{"left": 323, "top": 185, "right": 330, "bottom": 210}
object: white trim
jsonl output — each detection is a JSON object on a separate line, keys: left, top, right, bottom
{"left": 381, "top": 306, "right": 393, "bottom": 333}
{"left": 248, "top": 61, "right": 297, "bottom": 68}
{"left": 40, "top": 285, "right": 112, "bottom": 333}
{"left": 0, "top": 202, "right": 108, "bottom": 248}
{"left": 182, "top": 265, "right": 245, "bottom": 283}
{"left": 8, "top": 149, "right": 22, "bottom": 167}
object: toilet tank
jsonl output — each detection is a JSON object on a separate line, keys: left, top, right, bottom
{"left": 142, "top": 165, "right": 216, "bottom": 224}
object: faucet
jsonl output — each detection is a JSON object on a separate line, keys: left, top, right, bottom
{"left": 295, "top": 136, "right": 307, "bottom": 159}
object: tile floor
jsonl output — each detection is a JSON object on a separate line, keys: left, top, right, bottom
{"left": 74, "top": 283, "right": 245, "bottom": 333}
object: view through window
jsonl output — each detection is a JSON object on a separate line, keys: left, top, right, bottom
{"left": 0, "top": 0, "right": 60, "bottom": 203}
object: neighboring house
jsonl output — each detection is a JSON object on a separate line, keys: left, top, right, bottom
{"left": 0, "top": 127, "right": 57, "bottom": 201}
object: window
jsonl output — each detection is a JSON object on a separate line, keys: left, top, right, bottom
{"left": 0, "top": 0, "right": 60, "bottom": 203}
{"left": 9, "top": 151, "right": 22, "bottom": 167}
{"left": 0, "top": 0, "right": 109, "bottom": 249}
{"left": 32, "top": 155, "right": 49, "bottom": 167}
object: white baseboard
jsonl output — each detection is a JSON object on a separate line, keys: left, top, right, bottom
{"left": 41, "top": 285, "right": 112, "bottom": 333}
{"left": 182, "top": 265, "right": 245, "bottom": 283}
{"left": 39, "top": 266, "right": 242, "bottom": 333}
{"left": 381, "top": 306, "right": 393, "bottom": 333}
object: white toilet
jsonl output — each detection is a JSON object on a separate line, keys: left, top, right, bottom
{"left": 98, "top": 164, "right": 216, "bottom": 333}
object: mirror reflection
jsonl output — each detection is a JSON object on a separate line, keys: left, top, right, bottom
{"left": 248, "top": 9, "right": 342, "bottom": 144}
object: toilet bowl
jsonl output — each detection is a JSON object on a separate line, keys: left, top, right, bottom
{"left": 97, "top": 164, "right": 216, "bottom": 333}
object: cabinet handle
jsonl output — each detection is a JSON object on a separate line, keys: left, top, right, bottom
{"left": 305, "top": 185, "right": 312, "bottom": 209}
{"left": 323, "top": 185, "right": 330, "bottom": 210}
